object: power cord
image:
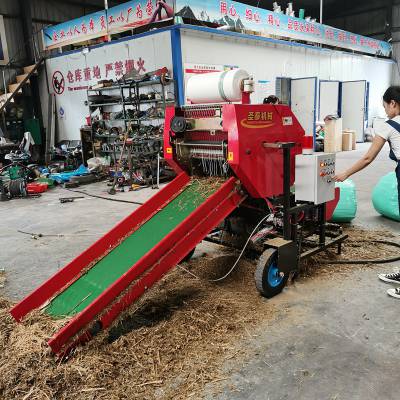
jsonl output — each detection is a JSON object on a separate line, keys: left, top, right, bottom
{"left": 17, "top": 230, "right": 106, "bottom": 238}
{"left": 64, "top": 188, "right": 144, "bottom": 205}
{"left": 178, "top": 213, "right": 272, "bottom": 282}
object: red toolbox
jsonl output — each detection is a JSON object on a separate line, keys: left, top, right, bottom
{"left": 27, "top": 182, "right": 48, "bottom": 194}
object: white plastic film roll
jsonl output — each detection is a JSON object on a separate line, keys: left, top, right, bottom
{"left": 186, "top": 69, "right": 249, "bottom": 104}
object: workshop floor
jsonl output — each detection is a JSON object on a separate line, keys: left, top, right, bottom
{"left": 0, "top": 143, "right": 399, "bottom": 399}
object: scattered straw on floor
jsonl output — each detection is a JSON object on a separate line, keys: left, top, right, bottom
{"left": 0, "top": 269, "right": 5, "bottom": 288}
{"left": 0, "top": 252, "right": 276, "bottom": 400}
{"left": 0, "top": 226, "right": 398, "bottom": 400}
{"left": 300, "top": 226, "right": 397, "bottom": 279}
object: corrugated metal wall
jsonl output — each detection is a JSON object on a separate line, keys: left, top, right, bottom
{"left": 391, "top": 3, "right": 400, "bottom": 86}
{"left": 0, "top": 1, "right": 24, "bottom": 91}
{"left": 326, "top": 10, "right": 386, "bottom": 40}
{"left": 325, "top": 2, "right": 400, "bottom": 87}
{"left": 0, "top": 0, "right": 25, "bottom": 65}
{"left": 31, "top": 0, "right": 106, "bottom": 25}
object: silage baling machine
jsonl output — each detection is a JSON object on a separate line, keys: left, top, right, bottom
{"left": 10, "top": 69, "right": 347, "bottom": 356}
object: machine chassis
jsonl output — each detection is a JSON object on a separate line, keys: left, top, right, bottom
{"left": 202, "top": 142, "right": 348, "bottom": 298}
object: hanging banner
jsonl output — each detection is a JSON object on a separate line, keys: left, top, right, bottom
{"left": 42, "top": 0, "right": 391, "bottom": 56}
{"left": 0, "top": 15, "right": 9, "bottom": 65}
{"left": 43, "top": 0, "right": 174, "bottom": 50}
{"left": 107, "top": 0, "right": 174, "bottom": 34}
{"left": 43, "top": 11, "right": 107, "bottom": 50}
{"left": 175, "top": 0, "right": 392, "bottom": 57}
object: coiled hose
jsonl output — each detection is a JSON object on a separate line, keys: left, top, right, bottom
{"left": 7, "top": 179, "right": 27, "bottom": 198}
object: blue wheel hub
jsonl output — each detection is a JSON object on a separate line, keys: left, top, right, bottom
{"left": 267, "top": 263, "right": 283, "bottom": 287}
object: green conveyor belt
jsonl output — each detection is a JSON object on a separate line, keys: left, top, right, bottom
{"left": 45, "top": 181, "right": 217, "bottom": 318}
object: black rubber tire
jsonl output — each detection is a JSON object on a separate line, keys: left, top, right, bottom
{"left": 179, "top": 247, "right": 196, "bottom": 264}
{"left": 70, "top": 174, "right": 97, "bottom": 185}
{"left": 255, "top": 248, "right": 289, "bottom": 298}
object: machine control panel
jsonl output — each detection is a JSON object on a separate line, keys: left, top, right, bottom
{"left": 295, "top": 153, "right": 336, "bottom": 205}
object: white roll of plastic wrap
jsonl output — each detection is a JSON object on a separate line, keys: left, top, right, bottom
{"left": 186, "top": 69, "right": 249, "bottom": 104}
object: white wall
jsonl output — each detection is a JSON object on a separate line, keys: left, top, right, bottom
{"left": 180, "top": 28, "right": 393, "bottom": 123}
{"left": 43, "top": 30, "right": 173, "bottom": 141}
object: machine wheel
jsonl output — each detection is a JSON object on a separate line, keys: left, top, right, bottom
{"left": 179, "top": 247, "right": 196, "bottom": 264}
{"left": 255, "top": 248, "right": 289, "bottom": 298}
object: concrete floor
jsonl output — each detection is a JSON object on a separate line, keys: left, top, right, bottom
{"left": 1, "top": 143, "right": 399, "bottom": 399}
{"left": 205, "top": 268, "right": 400, "bottom": 400}
{"left": 0, "top": 183, "right": 149, "bottom": 299}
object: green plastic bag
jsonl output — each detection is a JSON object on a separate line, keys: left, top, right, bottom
{"left": 331, "top": 180, "right": 357, "bottom": 222}
{"left": 37, "top": 177, "right": 55, "bottom": 187}
{"left": 372, "top": 172, "right": 400, "bottom": 221}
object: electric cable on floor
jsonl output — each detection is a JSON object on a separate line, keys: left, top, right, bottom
{"left": 178, "top": 213, "right": 272, "bottom": 282}
{"left": 64, "top": 188, "right": 144, "bottom": 205}
{"left": 17, "top": 230, "right": 106, "bottom": 238}
{"left": 319, "top": 240, "right": 400, "bottom": 264}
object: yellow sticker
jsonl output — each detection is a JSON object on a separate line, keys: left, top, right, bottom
{"left": 166, "top": 147, "right": 173, "bottom": 154}
{"left": 228, "top": 152, "right": 234, "bottom": 161}
{"left": 240, "top": 119, "right": 275, "bottom": 129}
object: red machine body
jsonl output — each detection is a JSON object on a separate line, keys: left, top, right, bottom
{"left": 164, "top": 103, "right": 305, "bottom": 198}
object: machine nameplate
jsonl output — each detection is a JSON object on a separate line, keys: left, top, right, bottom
{"left": 240, "top": 111, "right": 275, "bottom": 129}
{"left": 247, "top": 111, "right": 273, "bottom": 121}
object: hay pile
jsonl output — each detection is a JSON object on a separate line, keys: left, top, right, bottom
{"left": 0, "top": 252, "right": 276, "bottom": 400}
{"left": 0, "top": 226, "right": 397, "bottom": 400}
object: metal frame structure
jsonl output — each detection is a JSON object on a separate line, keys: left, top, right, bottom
{"left": 202, "top": 142, "right": 347, "bottom": 277}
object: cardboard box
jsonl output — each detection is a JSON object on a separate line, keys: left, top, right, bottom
{"left": 342, "top": 132, "right": 352, "bottom": 151}
{"left": 343, "top": 129, "right": 356, "bottom": 150}
{"left": 324, "top": 118, "right": 343, "bottom": 153}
